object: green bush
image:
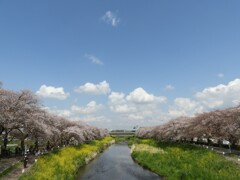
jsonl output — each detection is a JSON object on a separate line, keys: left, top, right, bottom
{"left": 19, "top": 136, "right": 113, "bottom": 180}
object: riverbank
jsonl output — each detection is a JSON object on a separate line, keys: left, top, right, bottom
{"left": 131, "top": 139, "right": 240, "bottom": 179}
{"left": 19, "top": 137, "right": 114, "bottom": 180}
{"left": 77, "top": 143, "right": 160, "bottom": 180}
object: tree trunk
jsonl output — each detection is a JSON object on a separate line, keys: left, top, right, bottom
{"left": 21, "top": 139, "right": 25, "bottom": 152}
{"left": 207, "top": 138, "right": 212, "bottom": 146}
{"left": 1, "top": 131, "right": 9, "bottom": 156}
{"left": 60, "top": 136, "right": 63, "bottom": 146}
{"left": 34, "top": 138, "right": 39, "bottom": 151}
{"left": 46, "top": 141, "right": 50, "bottom": 151}
{"left": 3, "top": 132, "right": 8, "bottom": 150}
{"left": 0, "top": 126, "right": 4, "bottom": 136}
{"left": 230, "top": 139, "right": 237, "bottom": 149}
{"left": 2, "top": 133, "right": 8, "bottom": 156}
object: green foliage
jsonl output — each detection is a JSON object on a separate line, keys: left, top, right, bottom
{"left": 132, "top": 139, "right": 240, "bottom": 180}
{"left": 136, "top": 138, "right": 159, "bottom": 147}
{"left": 19, "top": 136, "right": 113, "bottom": 180}
{"left": 111, "top": 135, "right": 134, "bottom": 144}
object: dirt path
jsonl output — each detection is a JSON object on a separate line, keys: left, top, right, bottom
{"left": 0, "top": 157, "right": 20, "bottom": 174}
{"left": 1, "top": 155, "right": 36, "bottom": 180}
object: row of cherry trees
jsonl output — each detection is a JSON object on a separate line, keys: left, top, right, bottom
{"left": 136, "top": 106, "right": 240, "bottom": 146}
{"left": 0, "top": 85, "right": 108, "bottom": 156}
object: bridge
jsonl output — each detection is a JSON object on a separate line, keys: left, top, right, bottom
{"left": 109, "top": 130, "right": 135, "bottom": 136}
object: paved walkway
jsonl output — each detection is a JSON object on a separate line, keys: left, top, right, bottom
{"left": 193, "top": 144, "right": 240, "bottom": 155}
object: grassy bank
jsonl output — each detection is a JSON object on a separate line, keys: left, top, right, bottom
{"left": 111, "top": 135, "right": 135, "bottom": 144}
{"left": 19, "top": 136, "right": 114, "bottom": 180}
{"left": 131, "top": 139, "right": 240, "bottom": 180}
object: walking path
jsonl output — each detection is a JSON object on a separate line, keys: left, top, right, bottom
{"left": 0, "top": 157, "right": 20, "bottom": 174}
{"left": 0, "top": 155, "right": 35, "bottom": 180}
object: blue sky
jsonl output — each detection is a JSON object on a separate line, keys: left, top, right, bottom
{"left": 1, "top": 0, "right": 240, "bottom": 129}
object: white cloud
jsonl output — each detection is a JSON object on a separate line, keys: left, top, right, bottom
{"left": 168, "top": 78, "right": 240, "bottom": 119}
{"left": 36, "top": 85, "right": 69, "bottom": 100}
{"left": 174, "top": 98, "right": 198, "bottom": 109}
{"left": 108, "top": 89, "right": 166, "bottom": 124}
{"left": 85, "top": 54, "right": 103, "bottom": 65}
{"left": 165, "top": 84, "right": 175, "bottom": 91}
{"left": 108, "top": 92, "right": 135, "bottom": 113}
{"left": 110, "top": 104, "right": 136, "bottom": 113}
{"left": 102, "top": 11, "right": 120, "bottom": 27}
{"left": 75, "top": 81, "right": 111, "bottom": 95}
{"left": 108, "top": 92, "right": 125, "bottom": 104}
{"left": 108, "top": 88, "right": 166, "bottom": 115}
{"left": 126, "top": 87, "right": 166, "bottom": 104}
{"left": 218, "top": 73, "right": 224, "bottom": 78}
{"left": 233, "top": 100, "right": 240, "bottom": 106}
{"left": 45, "top": 78, "right": 240, "bottom": 129}
{"left": 47, "top": 105, "right": 110, "bottom": 128}
{"left": 78, "top": 115, "right": 111, "bottom": 123}
{"left": 71, "top": 101, "right": 103, "bottom": 114}
{"left": 168, "top": 98, "right": 204, "bottom": 117}
{"left": 195, "top": 78, "right": 240, "bottom": 108}
{"left": 51, "top": 109, "right": 72, "bottom": 117}
{"left": 128, "top": 114, "right": 144, "bottom": 120}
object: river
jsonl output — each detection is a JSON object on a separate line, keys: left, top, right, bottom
{"left": 77, "top": 143, "right": 161, "bottom": 180}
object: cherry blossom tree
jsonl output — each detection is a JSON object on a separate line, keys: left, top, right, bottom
{"left": 0, "top": 89, "right": 24, "bottom": 153}
{"left": 136, "top": 106, "right": 240, "bottom": 147}
{"left": 0, "top": 86, "right": 109, "bottom": 156}
{"left": 10, "top": 90, "right": 40, "bottom": 151}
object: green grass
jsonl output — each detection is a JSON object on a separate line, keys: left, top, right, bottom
{"left": 19, "top": 136, "right": 113, "bottom": 180}
{"left": 111, "top": 135, "right": 134, "bottom": 144}
{"left": 131, "top": 139, "right": 240, "bottom": 180}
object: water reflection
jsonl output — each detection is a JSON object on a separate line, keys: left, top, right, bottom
{"left": 77, "top": 144, "right": 161, "bottom": 180}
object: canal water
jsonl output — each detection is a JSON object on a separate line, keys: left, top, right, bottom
{"left": 77, "top": 143, "right": 161, "bottom": 180}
